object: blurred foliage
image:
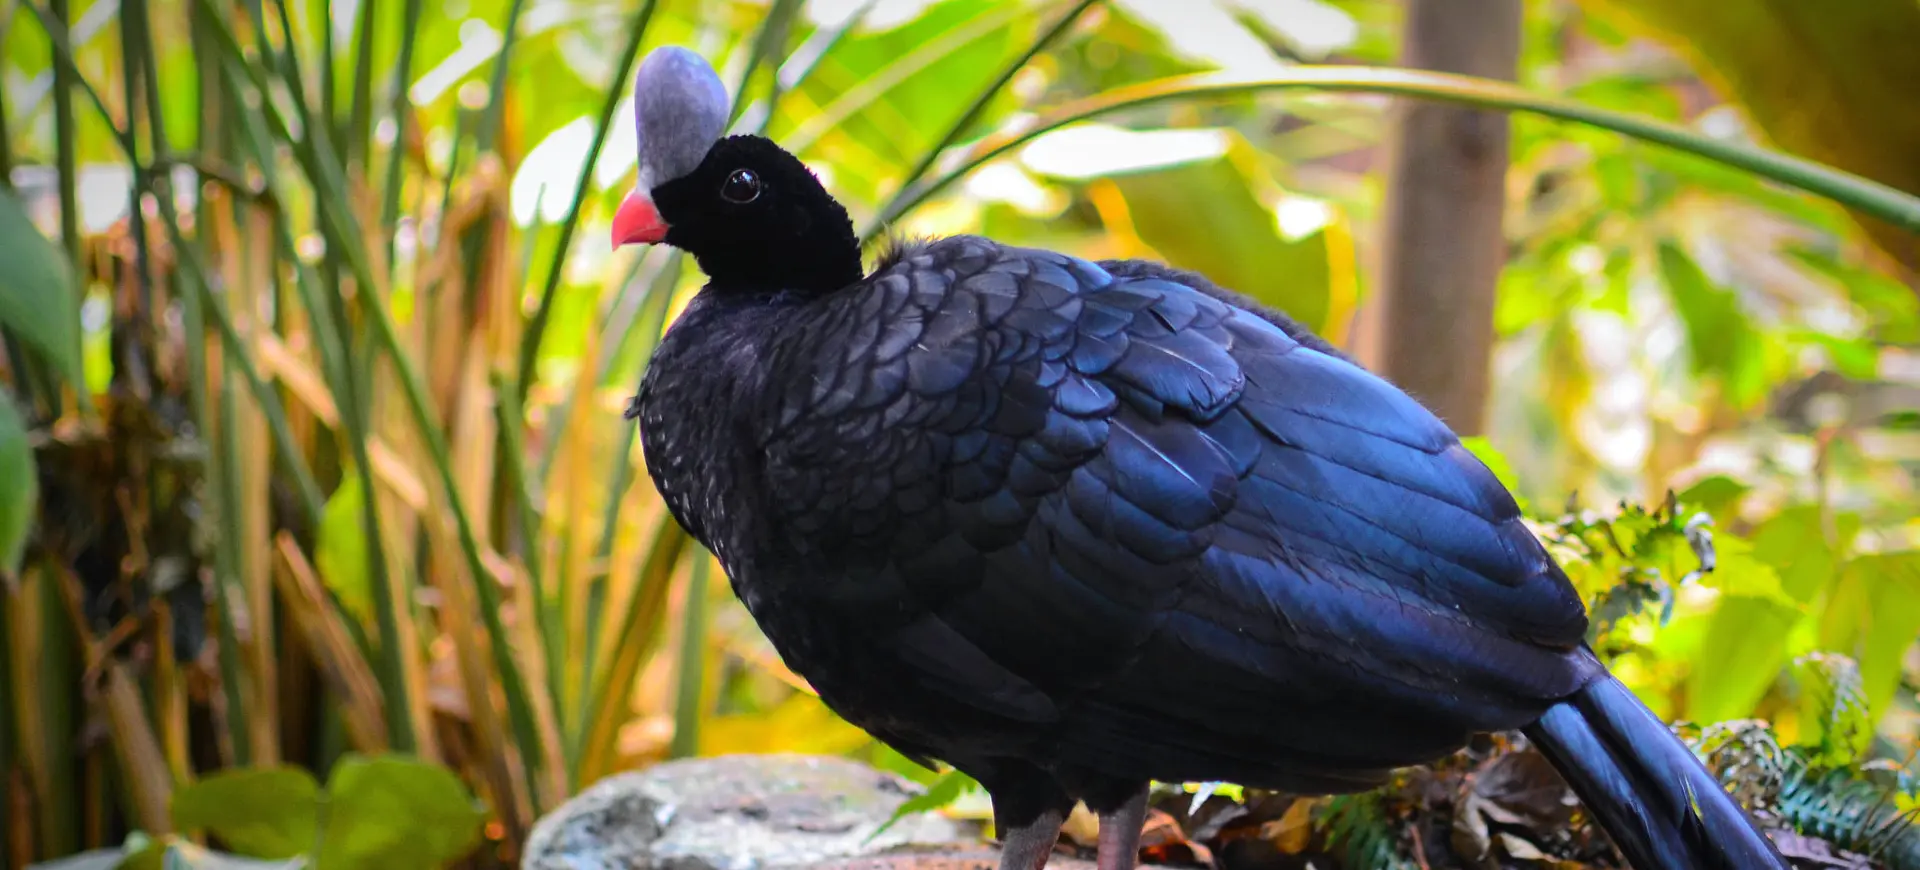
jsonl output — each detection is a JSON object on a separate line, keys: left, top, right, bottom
{"left": 0, "top": 186, "right": 84, "bottom": 392}
{"left": 0, "top": 393, "right": 34, "bottom": 579}
{"left": 1, "top": 0, "right": 1918, "bottom": 867}
{"left": 27, "top": 753, "right": 483, "bottom": 869}
{"left": 1576, "top": 0, "right": 1920, "bottom": 272}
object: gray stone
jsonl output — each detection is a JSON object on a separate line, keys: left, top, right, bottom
{"left": 522, "top": 755, "right": 984, "bottom": 870}
{"left": 801, "top": 850, "right": 1096, "bottom": 870}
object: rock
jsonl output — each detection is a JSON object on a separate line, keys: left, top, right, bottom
{"left": 522, "top": 754, "right": 985, "bottom": 870}
{"left": 801, "top": 850, "right": 1097, "bottom": 870}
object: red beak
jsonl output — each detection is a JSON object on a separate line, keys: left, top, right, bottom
{"left": 612, "top": 190, "right": 668, "bottom": 247}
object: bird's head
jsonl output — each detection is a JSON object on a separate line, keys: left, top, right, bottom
{"left": 612, "top": 46, "right": 862, "bottom": 294}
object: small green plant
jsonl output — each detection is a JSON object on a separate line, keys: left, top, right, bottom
{"left": 1317, "top": 793, "right": 1416, "bottom": 870}
{"left": 26, "top": 753, "right": 484, "bottom": 869}
{"left": 1694, "top": 717, "right": 1920, "bottom": 870}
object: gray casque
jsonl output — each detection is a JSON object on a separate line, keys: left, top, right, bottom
{"left": 632, "top": 46, "right": 731, "bottom": 192}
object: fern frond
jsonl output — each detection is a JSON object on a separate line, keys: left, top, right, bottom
{"left": 1691, "top": 717, "right": 1920, "bottom": 868}
{"left": 1318, "top": 792, "right": 1416, "bottom": 870}
{"left": 1776, "top": 756, "right": 1920, "bottom": 870}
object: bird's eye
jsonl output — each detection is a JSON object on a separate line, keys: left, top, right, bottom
{"left": 720, "top": 168, "right": 762, "bottom": 204}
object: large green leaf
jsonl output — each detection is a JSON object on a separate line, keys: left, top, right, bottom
{"left": 316, "top": 755, "right": 485, "bottom": 870}
{"left": 1656, "top": 241, "right": 1766, "bottom": 408}
{"left": 0, "top": 188, "right": 84, "bottom": 392}
{"left": 1097, "top": 138, "right": 1341, "bottom": 334}
{"left": 170, "top": 768, "right": 323, "bottom": 860}
{"left": 0, "top": 393, "right": 34, "bottom": 579}
{"left": 1580, "top": 0, "right": 1920, "bottom": 272}
{"left": 1684, "top": 507, "right": 1851, "bottom": 723}
{"left": 1818, "top": 552, "right": 1920, "bottom": 723}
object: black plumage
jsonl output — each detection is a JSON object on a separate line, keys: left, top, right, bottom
{"left": 612, "top": 47, "right": 1788, "bottom": 870}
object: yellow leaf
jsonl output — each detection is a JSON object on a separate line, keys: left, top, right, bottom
{"left": 697, "top": 691, "right": 873, "bottom": 757}
{"left": 1259, "top": 797, "right": 1320, "bottom": 854}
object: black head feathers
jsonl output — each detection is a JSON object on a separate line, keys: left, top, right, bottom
{"left": 651, "top": 135, "right": 863, "bottom": 294}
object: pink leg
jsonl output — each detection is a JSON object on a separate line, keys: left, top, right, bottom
{"left": 1095, "top": 789, "right": 1150, "bottom": 870}
{"left": 999, "top": 806, "right": 1066, "bottom": 870}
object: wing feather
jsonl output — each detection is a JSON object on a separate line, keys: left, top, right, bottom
{"left": 760, "top": 238, "right": 1594, "bottom": 786}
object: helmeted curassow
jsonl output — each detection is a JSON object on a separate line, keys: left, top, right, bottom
{"left": 612, "top": 46, "right": 1789, "bottom": 870}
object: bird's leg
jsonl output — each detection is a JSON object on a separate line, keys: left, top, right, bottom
{"left": 997, "top": 807, "right": 1067, "bottom": 870}
{"left": 1094, "top": 787, "right": 1150, "bottom": 870}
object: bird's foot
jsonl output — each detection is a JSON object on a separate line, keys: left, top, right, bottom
{"left": 998, "top": 806, "right": 1067, "bottom": 870}
{"left": 1094, "top": 787, "right": 1150, "bottom": 870}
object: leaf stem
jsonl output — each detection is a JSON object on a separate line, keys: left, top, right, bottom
{"left": 865, "top": 66, "right": 1920, "bottom": 243}
{"left": 668, "top": 550, "right": 711, "bottom": 759}
{"left": 880, "top": 0, "right": 1100, "bottom": 222}
{"left": 378, "top": 0, "right": 426, "bottom": 261}
{"left": 44, "top": 0, "right": 76, "bottom": 417}
{"left": 513, "top": 0, "right": 660, "bottom": 395}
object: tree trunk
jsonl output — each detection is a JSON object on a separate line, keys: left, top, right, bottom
{"left": 1355, "top": 0, "right": 1523, "bottom": 436}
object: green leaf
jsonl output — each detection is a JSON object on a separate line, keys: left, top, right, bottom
{"left": 1786, "top": 245, "right": 1920, "bottom": 344}
{"left": 316, "top": 755, "right": 485, "bottom": 870}
{"left": 313, "top": 475, "right": 374, "bottom": 626}
{"left": 1696, "top": 532, "right": 1793, "bottom": 607}
{"left": 1818, "top": 552, "right": 1920, "bottom": 723}
{"left": 1656, "top": 241, "right": 1766, "bottom": 407}
{"left": 1685, "top": 507, "right": 1844, "bottom": 723}
{"left": 866, "top": 767, "right": 979, "bottom": 844}
{"left": 1801, "top": 331, "right": 1880, "bottom": 381}
{"left": 1632, "top": 145, "right": 1854, "bottom": 235}
{"left": 0, "top": 187, "right": 85, "bottom": 392}
{"left": 0, "top": 393, "right": 36, "bottom": 580}
{"left": 170, "top": 767, "right": 322, "bottom": 860}
{"left": 1677, "top": 475, "right": 1750, "bottom": 519}
{"left": 1098, "top": 137, "right": 1340, "bottom": 333}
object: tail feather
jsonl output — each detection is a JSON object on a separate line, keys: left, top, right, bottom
{"left": 1524, "top": 676, "right": 1787, "bottom": 870}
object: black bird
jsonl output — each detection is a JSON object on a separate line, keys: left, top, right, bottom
{"left": 612, "top": 47, "right": 1788, "bottom": 870}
